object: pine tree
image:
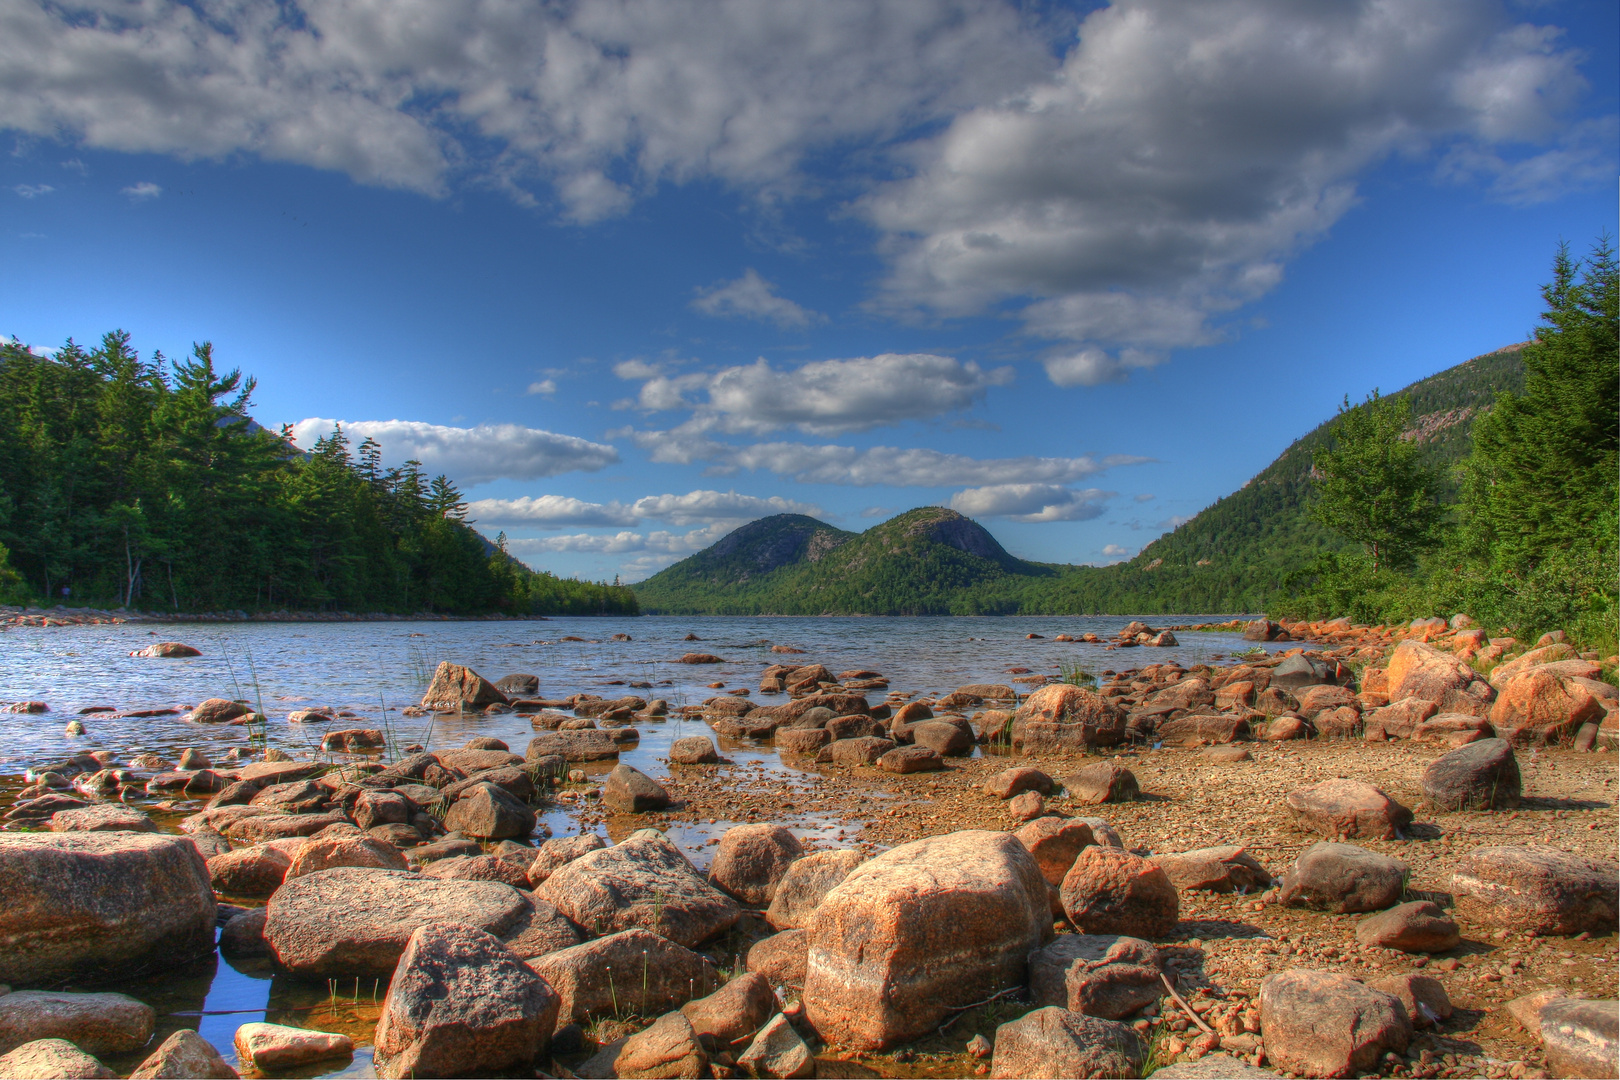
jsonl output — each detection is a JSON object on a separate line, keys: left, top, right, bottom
{"left": 1309, "top": 391, "right": 1443, "bottom": 571}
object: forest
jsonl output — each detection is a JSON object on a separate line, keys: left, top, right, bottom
{"left": 0, "top": 334, "right": 639, "bottom": 616}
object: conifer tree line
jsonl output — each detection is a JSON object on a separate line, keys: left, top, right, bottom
{"left": 0, "top": 335, "right": 638, "bottom": 616}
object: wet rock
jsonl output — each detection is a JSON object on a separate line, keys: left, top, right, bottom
{"left": 46, "top": 805, "right": 156, "bottom": 833}
{"left": 748, "top": 930, "right": 808, "bottom": 989}
{"left": 668, "top": 736, "right": 721, "bottom": 765}
{"left": 0, "top": 991, "right": 154, "bottom": 1056}
{"left": 373, "top": 922, "right": 560, "bottom": 1079}
{"left": 529, "top": 928, "right": 716, "bottom": 1026}
{"left": 495, "top": 674, "right": 540, "bottom": 696}
{"left": 604, "top": 764, "right": 671, "bottom": 814}
{"left": 766, "top": 849, "right": 864, "bottom": 930}
{"left": 1286, "top": 778, "right": 1413, "bottom": 840}
{"left": 681, "top": 972, "right": 775, "bottom": 1047}
{"left": 1259, "top": 969, "right": 1410, "bottom": 1079}
{"left": 137, "top": 641, "right": 201, "bottom": 658}
{"left": 207, "top": 845, "right": 291, "bottom": 897}
{"left": 1450, "top": 846, "right": 1619, "bottom": 935}
{"left": 538, "top": 830, "right": 740, "bottom": 947}
{"left": 985, "top": 767, "right": 1053, "bottom": 800}
{"left": 1279, "top": 842, "right": 1408, "bottom": 913}
{"left": 1027, "top": 934, "right": 1163, "bottom": 1019}
{"left": 825, "top": 714, "right": 885, "bottom": 740}
{"left": 526, "top": 833, "right": 607, "bottom": 887}
{"left": 443, "top": 781, "right": 536, "bottom": 840}
{"left": 1539, "top": 998, "right": 1619, "bottom": 1080}
{"left": 709, "top": 824, "right": 803, "bottom": 907}
{"left": 614, "top": 1010, "right": 707, "bottom": 1079}
{"left": 420, "top": 662, "right": 509, "bottom": 710}
{"left": 1243, "top": 619, "right": 1281, "bottom": 641}
{"left": 1150, "top": 845, "right": 1271, "bottom": 893}
{"left": 526, "top": 730, "right": 621, "bottom": 762}
{"left": 189, "top": 698, "right": 249, "bottom": 724}
{"left": 804, "top": 830, "right": 1051, "bottom": 1050}
{"left": 1354, "top": 900, "right": 1460, "bottom": 952}
{"left": 910, "top": 720, "right": 973, "bottom": 756}
{"left": 1014, "top": 817, "right": 1096, "bottom": 888}
{"left": 775, "top": 727, "right": 830, "bottom": 755}
{"left": 1062, "top": 763, "right": 1139, "bottom": 805}
{"left": 265, "top": 867, "right": 528, "bottom": 977}
{"left": 0, "top": 832, "right": 215, "bottom": 987}
{"left": 419, "top": 854, "right": 531, "bottom": 889}
{"left": 737, "top": 1013, "right": 814, "bottom": 1079}
{"left": 825, "top": 736, "right": 895, "bottom": 766}
{"left": 0, "top": 1039, "right": 116, "bottom": 1078}
{"left": 679, "top": 653, "right": 726, "bottom": 664}
{"left": 219, "top": 908, "right": 269, "bottom": 956}
{"left": 233, "top": 1023, "right": 353, "bottom": 1071}
{"left": 988, "top": 1007, "right": 1144, "bottom": 1080}
{"left": 1369, "top": 973, "right": 1453, "bottom": 1029}
{"left": 1490, "top": 669, "right": 1606, "bottom": 745}
{"left": 285, "top": 834, "right": 409, "bottom": 878}
{"left": 878, "top": 745, "right": 943, "bottom": 773}
{"left": 322, "top": 728, "right": 385, "bottom": 752}
{"left": 1420, "top": 738, "right": 1520, "bottom": 811}
{"left": 127, "top": 1029, "right": 238, "bottom": 1079}
{"left": 1060, "top": 846, "right": 1179, "bottom": 938}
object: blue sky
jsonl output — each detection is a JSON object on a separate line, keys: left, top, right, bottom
{"left": 3, "top": 0, "right": 1616, "bottom": 582}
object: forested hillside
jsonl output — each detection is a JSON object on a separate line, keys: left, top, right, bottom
{"left": 0, "top": 333, "right": 638, "bottom": 616}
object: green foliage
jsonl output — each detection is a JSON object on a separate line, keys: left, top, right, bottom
{"left": 0, "top": 332, "right": 638, "bottom": 616}
{"left": 1309, "top": 391, "right": 1443, "bottom": 570}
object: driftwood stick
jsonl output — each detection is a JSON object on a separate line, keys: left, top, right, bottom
{"left": 1160, "top": 973, "right": 1217, "bottom": 1037}
{"left": 937, "top": 986, "right": 1022, "bottom": 1034}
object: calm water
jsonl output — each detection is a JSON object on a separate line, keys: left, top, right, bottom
{"left": 0, "top": 615, "right": 1282, "bottom": 1075}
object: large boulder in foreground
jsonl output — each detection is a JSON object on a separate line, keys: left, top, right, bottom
{"left": 1539, "top": 998, "right": 1619, "bottom": 1079}
{"left": 1260, "top": 969, "right": 1411, "bottom": 1079}
{"left": 989, "top": 1007, "right": 1143, "bottom": 1080}
{"left": 0, "top": 1038, "right": 116, "bottom": 1079}
{"left": 803, "top": 830, "right": 1050, "bottom": 1050}
{"left": 373, "top": 923, "right": 560, "bottom": 1079}
{"left": 1450, "top": 846, "right": 1619, "bottom": 935}
{"left": 538, "top": 830, "right": 739, "bottom": 947}
{"left": 0, "top": 991, "right": 154, "bottom": 1057}
{"left": 0, "top": 832, "right": 215, "bottom": 987}
{"left": 265, "top": 867, "right": 529, "bottom": 977}
{"left": 420, "top": 662, "right": 508, "bottom": 710}
{"left": 1421, "top": 738, "right": 1520, "bottom": 810}
{"left": 1286, "top": 778, "right": 1413, "bottom": 840}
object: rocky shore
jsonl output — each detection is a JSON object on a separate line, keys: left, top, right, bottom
{"left": 1, "top": 619, "right": 1615, "bottom": 1080}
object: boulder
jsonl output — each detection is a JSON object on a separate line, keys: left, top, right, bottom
{"left": 138, "top": 641, "right": 201, "bottom": 658}
{"left": 1369, "top": 973, "right": 1453, "bottom": 1030}
{"left": 748, "top": 930, "right": 808, "bottom": 989}
{"left": 0, "top": 1039, "right": 115, "bottom": 1078}
{"left": 985, "top": 767, "right": 1053, "bottom": 800}
{"left": 219, "top": 908, "right": 269, "bottom": 956}
{"left": 322, "top": 728, "right": 386, "bottom": 751}
{"left": 1539, "top": 998, "right": 1619, "bottom": 1080}
{"left": 1420, "top": 738, "right": 1520, "bottom": 811}
{"left": 612, "top": 1010, "right": 707, "bottom": 1079}
{"left": 353, "top": 790, "right": 412, "bottom": 829}
{"left": 669, "top": 736, "right": 721, "bottom": 765}
{"left": 127, "top": 1030, "right": 237, "bottom": 1079}
{"left": 878, "top": 745, "right": 944, "bottom": 773}
{"left": 538, "top": 830, "right": 740, "bottom": 947}
{"left": 45, "top": 805, "right": 156, "bottom": 833}
{"left": 1285, "top": 778, "right": 1413, "bottom": 840}
{"left": 420, "top": 854, "right": 531, "bottom": 889}
{"left": 0, "top": 832, "right": 215, "bottom": 986}
{"left": 436, "top": 748, "right": 524, "bottom": 773}
{"left": 1488, "top": 642, "right": 1578, "bottom": 687}
{"left": 1060, "top": 846, "right": 1179, "bottom": 938}
{"left": 264, "top": 867, "right": 529, "bottom": 977}
{"left": 443, "top": 782, "right": 536, "bottom": 840}
{"left": 1243, "top": 619, "right": 1281, "bottom": 641}
{"left": 526, "top": 730, "right": 620, "bottom": 762}
{"left": 207, "top": 845, "right": 292, "bottom": 897}
{"left": 420, "top": 662, "right": 509, "bottom": 709}
{"left": 1014, "top": 817, "right": 1095, "bottom": 888}
{"left": 1279, "top": 842, "right": 1408, "bottom": 914}
{"left": 526, "top": 833, "right": 607, "bottom": 887}
{"left": 190, "top": 698, "right": 250, "bottom": 724}
{"left": 222, "top": 811, "right": 351, "bottom": 845}
{"left": 826, "top": 714, "right": 885, "bottom": 740}
{"left": 1263, "top": 715, "right": 1312, "bottom": 741}
{"left": 498, "top": 895, "right": 587, "bottom": 961}
{"left": 1450, "top": 846, "right": 1619, "bottom": 935}
{"left": 1387, "top": 640, "right": 1475, "bottom": 702}
{"left": 1364, "top": 697, "right": 1440, "bottom": 739}
{"left": 1150, "top": 845, "right": 1271, "bottom": 893}
{"left": 0, "top": 991, "right": 154, "bottom": 1056}
{"left": 234, "top": 1023, "right": 353, "bottom": 1070}
{"left": 1271, "top": 653, "right": 1333, "bottom": 692}
{"left": 1354, "top": 900, "right": 1460, "bottom": 953}
{"left": 1012, "top": 685, "right": 1126, "bottom": 745}
{"left": 803, "top": 830, "right": 1051, "bottom": 1049}
{"left": 1254, "top": 686, "right": 1298, "bottom": 715}
{"left": 1027, "top": 934, "right": 1163, "bottom": 1019}
{"left": 766, "top": 848, "right": 864, "bottom": 930}
{"left": 495, "top": 673, "right": 540, "bottom": 696}
{"left": 708, "top": 824, "right": 803, "bottom": 907}
{"left": 529, "top": 928, "right": 715, "bottom": 1026}
{"left": 775, "top": 728, "right": 830, "bottom": 755}
{"left": 604, "top": 764, "right": 671, "bottom": 813}
{"left": 1412, "top": 714, "right": 1494, "bottom": 748}
{"left": 1259, "top": 969, "right": 1410, "bottom": 1079}
{"left": 1313, "top": 707, "right": 1361, "bottom": 738}
{"left": 825, "top": 736, "right": 894, "bottom": 766}
{"left": 1156, "top": 715, "right": 1251, "bottom": 746}
{"left": 737, "top": 1012, "right": 814, "bottom": 1079}
{"left": 1215, "top": 681, "right": 1257, "bottom": 710}
{"left": 910, "top": 720, "right": 973, "bottom": 756}
{"left": 1062, "top": 763, "right": 1139, "bottom": 805}
{"left": 1489, "top": 669, "right": 1606, "bottom": 745}
{"left": 678, "top": 652, "right": 726, "bottom": 664}
{"left": 373, "top": 923, "right": 560, "bottom": 1079}
{"left": 285, "top": 834, "right": 409, "bottom": 878}
{"left": 988, "top": 1007, "right": 1144, "bottom": 1080}
{"left": 1294, "top": 684, "right": 1359, "bottom": 718}
{"left": 680, "top": 972, "right": 775, "bottom": 1046}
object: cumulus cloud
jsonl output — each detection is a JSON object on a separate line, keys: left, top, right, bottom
{"left": 121, "top": 182, "right": 162, "bottom": 200}
{"left": 616, "top": 352, "right": 1012, "bottom": 435}
{"left": 1101, "top": 543, "right": 1128, "bottom": 557}
{"left": 692, "top": 269, "right": 822, "bottom": 329}
{"left": 468, "top": 488, "right": 821, "bottom": 527}
{"left": 289, "top": 418, "right": 618, "bottom": 485}
{"left": 948, "top": 483, "right": 1111, "bottom": 523}
{"left": 863, "top": 0, "right": 1607, "bottom": 372}
{"left": 505, "top": 521, "right": 732, "bottom": 562}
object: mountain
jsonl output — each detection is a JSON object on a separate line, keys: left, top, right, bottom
{"left": 632, "top": 344, "right": 1527, "bottom": 616}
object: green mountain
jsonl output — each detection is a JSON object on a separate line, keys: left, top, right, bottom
{"left": 632, "top": 344, "right": 1527, "bottom": 616}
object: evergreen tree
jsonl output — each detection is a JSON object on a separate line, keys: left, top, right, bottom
{"left": 1309, "top": 391, "right": 1443, "bottom": 570}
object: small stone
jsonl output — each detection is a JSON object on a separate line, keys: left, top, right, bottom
{"left": 985, "top": 767, "right": 1054, "bottom": 800}
{"left": 233, "top": 1023, "right": 353, "bottom": 1070}
{"left": 877, "top": 745, "right": 944, "bottom": 773}
{"left": 1008, "top": 790, "right": 1046, "bottom": 821}
{"left": 1355, "top": 901, "right": 1460, "bottom": 953}
{"left": 737, "top": 1013, "right": 814, "bottom": 1079}
{"left": 967, "top": 1033, "right": 992, "bottom": 1059}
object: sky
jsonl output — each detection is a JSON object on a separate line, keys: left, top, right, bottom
{"left": 2, "top": 0, "right": 1616, "bottom": 583}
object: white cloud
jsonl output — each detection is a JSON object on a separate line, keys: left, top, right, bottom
{"left": 468, "top": 488, "right": 820, "bottom": 527}
{"left": 1159, "top": 515, "right": 1193, "bottom": 529}
{"left": 525, "top": 379, "right": 557, "bottom": 396}
{"left": 505, "top": 521, "right": 732, "bottom": 562}
{"left": 1042, "top": 348, "right": 1164, "bottom": 388}
{"left": 948, "top": 483, "right": 1111, "bottom": 523}
{"left": 12, "top": 184, "right": 52, "bottom": 198}
{"left": 617, "top": 352, "right": 1013, "bottom": 435}
{"left": 692, "top": 269, "right": 822, "bottom": 329}
{"left": 1101, "top": 544, "right": 1128, "bottom": 557}
{"left": 863, "top": 0, "right": 1606, "bottom": 368}
{"left": 121, "top": 182, "right": 162, "bottom": 200}
{"left": 289, "top": 418, "right": 618, "bottom": 485}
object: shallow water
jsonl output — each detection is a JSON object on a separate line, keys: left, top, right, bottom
{"left": 0, "top": 615, "right": 1285, "bottom": 1075}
